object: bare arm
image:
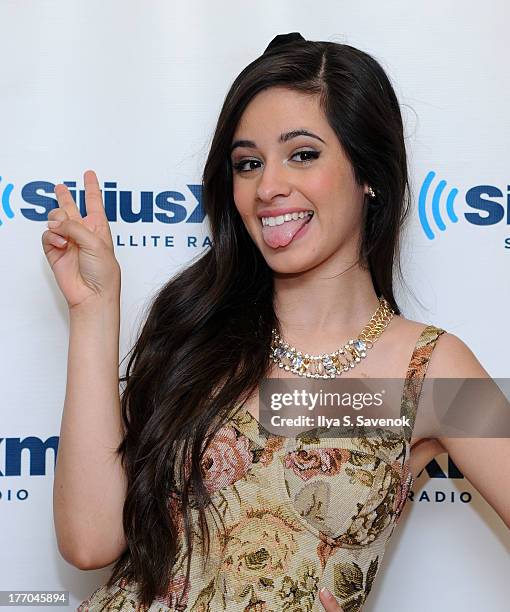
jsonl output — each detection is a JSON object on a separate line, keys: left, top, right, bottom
{"left": 428, "top": 333, "right": 510, "bottom": 530}
{"left": 43, "top": 171, "right": 129, "bottom": 569}
{"left": 53, "top": 293, "right": 128, "bottom": 570}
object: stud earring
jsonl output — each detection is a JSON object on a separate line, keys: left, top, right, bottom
{"left": 367, "top": 186, "right": 376, "bottom": 199}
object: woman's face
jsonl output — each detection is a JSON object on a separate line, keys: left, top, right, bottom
{"left": 230, "top": 86, "right": 370, "bottom": 273}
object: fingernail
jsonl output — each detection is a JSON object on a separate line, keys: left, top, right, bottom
{"left": 320, "top": 587, "right": 333, "bottom": 599}
{"left": 48, "top": 220, "right": 62, "bottom": 228}
{"left": 56, "top": 236, "right": 67, "bottom": 246}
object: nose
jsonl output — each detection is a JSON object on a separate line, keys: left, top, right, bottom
{"left": 255, "top": 159, "right": 292, "bottom": 202}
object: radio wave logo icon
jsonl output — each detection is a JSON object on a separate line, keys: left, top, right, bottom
{"left": 418, "top": 171, "right": 460, "bottom": 240}
{"left": 0, "top": 175, "right": 15, "bottom": 227}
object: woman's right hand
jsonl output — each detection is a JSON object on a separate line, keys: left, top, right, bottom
{"left": 41, "top": 169, "right": 121, "bottom": 310}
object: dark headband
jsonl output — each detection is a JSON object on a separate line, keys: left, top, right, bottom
{"left": 263, "top": 32, "right": 306, "bottom": 54}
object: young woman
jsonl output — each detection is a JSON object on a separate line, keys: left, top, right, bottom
{"left": 43, "top": 33, "right": 510, "bottom": 612}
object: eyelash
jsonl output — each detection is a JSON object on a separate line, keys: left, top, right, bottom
{"left": 232, "top": 150, "right": 321, "bottom": 173}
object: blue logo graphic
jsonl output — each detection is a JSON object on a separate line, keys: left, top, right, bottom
{"left": 0, "top": 176, "right": 15, "bottom": 227}
{"left": 18, "top": 181, "right": 204, "bottom": 224}
{"left": 0, "top": 436, "right": 58, "bottom": 477}
{"left": 1, "top": 174, "right": 508, "bottom": 249}
{"left": 0, "top": 179, "right": 205, "bottom": 226}
{"left": 419, "top": 171, "right": 510, "bottom": 245}
{"left": 418, "top": 170, "right": 459, "bottom": 240}
{"left": 0, "top": 177, "right": 209, "bottom": 249}
{"left": 0, "top": 436, "right": 59, "bottom": 502}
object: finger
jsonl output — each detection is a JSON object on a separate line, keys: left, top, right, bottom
{"left": 319, "top": 588, "right": 344, "bottom": 611}
{"left": 42, "top": 229, "right": 68, "bottom": 251}
{"left": 82, "top": 169, "right": 114, "bottom": 250}
{"left": 83, "top": 169, "right": 106, "bottom": 217}
{"left": 45, "top": 216, "right": 101, "bottom": 252}
{"left": 41, "top": 229, "right": 69, "bottom": 268}
{"left": 54, "top": 183, "right": 82, "bottom": 220}
{"left": 48, "top": 205, "right": 70, "bottom": 223}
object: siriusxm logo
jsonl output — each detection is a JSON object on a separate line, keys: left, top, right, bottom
{"left": 0, "top": 178, "right": 208, "bottom": 248}
{"left": 0, "top": 436, "right": 58, "bottom": 477}
{"left": 0, "top": 436, "right": 59, "bottom": 502}
{"left": 1, "top": 174, "right": 509, "bottom": 248}
{"left": 419, "top": 454, "right": 464, "bottom": 479}
{"left": 410, "top": 454, "right": 472, "bottom": 505}
{"left": 18, "top": 181, "right": 205, "bottom": 224}
{"left": 419, "top": 170, "right": 510, "bottom": 245}
{"left": 0, "top": 176, "right": 15, "bottom": 226}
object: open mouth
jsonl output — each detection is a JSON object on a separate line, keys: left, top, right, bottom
{"left": 261, "top": 210, "right": 314, "bottom": 226}
{"left": 261, "top": 211, "right": 314, "bottom": 248}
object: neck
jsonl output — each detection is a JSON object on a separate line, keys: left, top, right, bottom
{"left": 273, "top": 257, "right": 383, "bottom": 354}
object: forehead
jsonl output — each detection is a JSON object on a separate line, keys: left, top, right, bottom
{"left": 232, "top": 86, "right": 330, "bottom": 139}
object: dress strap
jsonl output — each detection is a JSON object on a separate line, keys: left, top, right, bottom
{"left": 400, "top": 324, "right": 447, "bottom": 440}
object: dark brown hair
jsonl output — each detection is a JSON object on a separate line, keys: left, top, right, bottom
{"left": 106, "top": 38, "right": 412, "bottom": 606}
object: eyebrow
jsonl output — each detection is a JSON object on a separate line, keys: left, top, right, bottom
{"left": 230, "top": 129, "right": 326, "bottom": 154}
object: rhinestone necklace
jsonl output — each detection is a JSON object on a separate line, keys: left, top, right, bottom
{"left": 270, "top": 297, "right": 395, "bottom": 378}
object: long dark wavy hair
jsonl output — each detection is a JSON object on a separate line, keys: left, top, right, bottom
{"left": 105, "top": 37, "right": 413, "bottom": 606}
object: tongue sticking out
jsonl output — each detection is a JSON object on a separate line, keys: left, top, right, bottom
{"left": 262, "top": 215, "right": 312, "bottom": 248}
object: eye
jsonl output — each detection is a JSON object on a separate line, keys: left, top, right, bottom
{"left": 290, "top": 150, "right": 321, "bottom": 164}
{"left": 232, "top": 159, "right": 262, "bottom": 173}
{"left": 231, "top": 149, "right": 321, "bottom": 174}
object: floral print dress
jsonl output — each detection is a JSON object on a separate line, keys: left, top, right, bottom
{"left": 78, "top": 325, "right": 446, "bottom": 612}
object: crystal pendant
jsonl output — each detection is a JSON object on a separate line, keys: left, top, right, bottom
{"left": 353, "top": 339, "right": 366, "bottom": 353}
{"left": 291, "top": 353, "right": 304, "bottom": 371}
{"left": 322, "top": 355, "right": 338, "bottom": 377}
{"left": 274, "top": 346, "right": 286, "bottom": 360}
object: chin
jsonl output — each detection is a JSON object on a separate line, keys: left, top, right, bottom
{"left": 261, "top": 250, "right": 320, "bottom": 275}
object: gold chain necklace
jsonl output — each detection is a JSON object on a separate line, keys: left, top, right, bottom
{"left": 270, "top": 297, "right": 395, "bottom": 378}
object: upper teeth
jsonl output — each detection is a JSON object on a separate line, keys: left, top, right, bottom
{"left": 262, "top": 211, "right": 313, "bottom": 226}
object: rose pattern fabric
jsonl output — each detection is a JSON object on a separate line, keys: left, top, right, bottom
{"left": 200, "top": 425, "right": 253, "bottom": 493}
{"left": 77, "top": 325, "right": 446, "bottom": 611}
{"left": 283, "top": 448, "right": 351, "bottom": 481}
{"left": 218, "top": 505, "right": 302, "bottom": 600}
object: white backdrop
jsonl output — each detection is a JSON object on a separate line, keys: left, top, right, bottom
{"left": 0, "top": 1, "right": 509, "bottom": 610}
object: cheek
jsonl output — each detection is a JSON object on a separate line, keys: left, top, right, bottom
{"left": 307, "top": 167, "right": 362, "bottom": 212}
{"left": 232, "top": 181, "right": 252, "bottom": 218}
{"left": 305, "top": 171, "right": 338, "bottom": 196}
{"left": 302, "top": 175, "right": 349, "bottom": 222}
{"left": 303, "top": 164, "right": 354, "bottom": 207}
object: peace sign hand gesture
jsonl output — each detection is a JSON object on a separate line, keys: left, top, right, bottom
{"left": 41, "top": 170, "right": 121, "bottom": 310}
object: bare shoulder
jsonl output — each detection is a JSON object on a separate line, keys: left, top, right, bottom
{"left": 390, "top": 315, "right": 489, "bottom": 378}
{"left": 382, "top": 315, "right": 430, "bottom": 353}
{"left": 423, "top": 327, "right": 490, "bottom": 379}
{"left": 400, "top": 318, "right": 492, "bottom": 473}
{"left": 386, "top": 314, "right": 430, "bottom": 344}
{"left": 403, "top": 324, "right": 510, "bottom": 530}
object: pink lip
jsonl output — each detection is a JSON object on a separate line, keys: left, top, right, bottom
{"left": 257, "top": 207, "right": 314, "bottom": 218}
